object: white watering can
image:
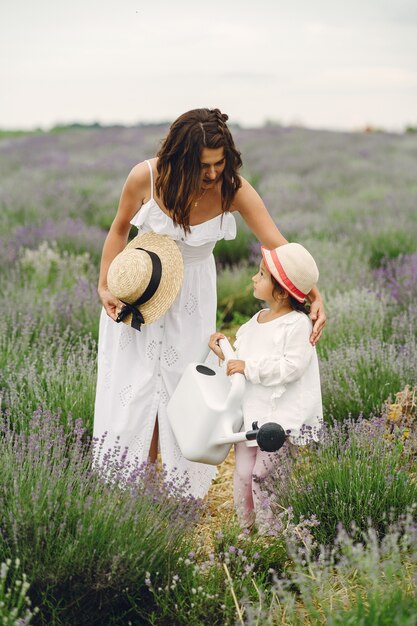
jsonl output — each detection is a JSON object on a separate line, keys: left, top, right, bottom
{"left": 167, "top": 337, "right": 286, "bottom": 465}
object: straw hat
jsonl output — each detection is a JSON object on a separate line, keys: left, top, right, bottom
{"left": 107, "top": 232, "right": 184, "bottom": 330}
{"left": 261, "top": 243, "right": 319, "bottom": 302}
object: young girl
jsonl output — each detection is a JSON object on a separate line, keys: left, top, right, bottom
{"left": 209, "top": 243, "right": 323, "bottom": 533}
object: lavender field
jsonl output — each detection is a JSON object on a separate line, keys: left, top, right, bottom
{"left": 1, "top": 125, "right": 417, "bottom": 624}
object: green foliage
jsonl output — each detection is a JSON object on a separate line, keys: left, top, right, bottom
{"left": 316, "top": 287, "right": 391, "bottom": 357}
{"left": 266, "top": 419, "right": 417, "bottom": 546}
{"left": 214, "top": 228, "right": 255, "bottom": 267}
{"left": 319, "top": 337, "right": 416, "bottom": 420}
{"left": 0, "top": 410, "right": 201, "bottom": 626}
{"left": 1, "top": 240, "right": 99, "bottom": 332}
{"left": 0, "top": 558, "right": 38, "bottom": 625}
{"left": 0, "top": 324, "right": 97, "bottom": 433}
{"left": 262, "top": 513, "right": 417, "bottom": 626}
{"left": 327, "top": 589, "right": 417, "bottom": 626}
{"left": 0, "top": 129, "right": 43, "bottom": 138}
{"left": 216, "top": 264, "right": 260, "bottom": 326}
{"left": 51, "top": 122, "right": 104, "bottom": 132}
{"left": 367, "top": 229, "right": 416, "bottom": 268}
{"left": 141, "top": 523, "right": 287, "bottom": 626}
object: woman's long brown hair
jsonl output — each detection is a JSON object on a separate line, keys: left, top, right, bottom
{"left": 155, "top": 108, "right": 243, "bottom": 232}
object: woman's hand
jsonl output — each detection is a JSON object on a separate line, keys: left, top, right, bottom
{"left": 98, "top": 287, "right": 123, "bottom": 321}
{"left": 226, "top": 359, "right": 246, "bottom": 376}
{"left": 308, "top": 292, "right": 326, "bottom": 345}
{"left": 208, "top": 332, "right": 226, "bottom": 360}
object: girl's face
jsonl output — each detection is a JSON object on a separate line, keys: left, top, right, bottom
{"left": 252, "top": 260, "right": 274, "bottom": 302}
{"left": 199, "top": 147, "right": 226, "bottom": 189}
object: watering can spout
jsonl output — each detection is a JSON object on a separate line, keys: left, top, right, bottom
{"left": 216, "top": 422, "right": 286, "bottom": 452}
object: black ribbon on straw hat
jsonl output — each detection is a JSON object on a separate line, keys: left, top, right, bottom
{"left": 116, "top": 248, "right": 162, "bottom": 331}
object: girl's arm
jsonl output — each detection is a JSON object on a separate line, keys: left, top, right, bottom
{"left": 98, "top": 161, "right": 150, "bottom": 319}
{"left": 243, "top": 317, "right": 313, "bottom": 387}
{"left": 232, "top": 177, "right": 326, "bottom": 344}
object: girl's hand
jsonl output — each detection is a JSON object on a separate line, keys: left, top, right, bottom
{"left": 309, "top": 296, "right": 326, "bottom": 345}
{"left": 226, "top": 359, "right": 246, "bottom": 376}
{"left": 208, "top": 332, "right": 226, "bottom": 360}
{"left": 98, "top": 287, "right": 123, "bottom": 321}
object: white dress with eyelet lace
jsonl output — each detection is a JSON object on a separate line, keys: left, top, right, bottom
{"left": 93, "top": 160, "right": 236, "bottom": 498}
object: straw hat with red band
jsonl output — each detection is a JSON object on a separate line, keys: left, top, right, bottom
{"left": 261, "top": 243, "right": 319, "bottom": 303}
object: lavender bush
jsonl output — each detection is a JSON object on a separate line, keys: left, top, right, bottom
{"left": 297, "top": 237, "right": 373, "bottom": 297}
{"left": 0, "top": 242, "right": 100, "bottom": 432}
{"left": 0, "top": 219, "right": 106, "bottom": 267}
{"left": 248, "top": 512, "right": 417, "bottom": 626}
{"left": 374, "top": 251, "right": 417, "bottom": 307}
{"left": 264, "top": 417, "right": 417, "bottom": 546}
{"left": 0, "top": 322, "right": 97, "bottom": 432}
{"left": 0, "top": 127, "right": 164, "bottom": 233}
{"left": 139, "top": 525, "right": 287, "bottom": 626}
{"left": 316, "top": 287, "right": 390, "bottom": 356}
{"left": 0, "top": 408, "right": 202, "bottom": 625}
{"left": 0, "top": 242, "right": 101, "bottom": 338}
{"left": 319, "top": 336, "right": 417, "bottom": 419}
{"left": 1, "top": 124, "right": 417, "bottom": 623}
{"left": 391, "top": 303, "right": 417, "bottom": 342}
{"left": 366, "top": 229, "right": 417, "bottom": 268}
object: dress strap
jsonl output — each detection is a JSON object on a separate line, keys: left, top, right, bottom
{"left": 145, "top": 160, "right": 154, "bottom": 200}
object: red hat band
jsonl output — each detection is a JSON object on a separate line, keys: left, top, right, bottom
{"left": 269, "top": 248, "right": 306, "bottom": 301}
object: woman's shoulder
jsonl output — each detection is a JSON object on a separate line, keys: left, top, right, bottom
{"left": 125, "top": 159, "right": 159, "bottom": 206}
{"left": 229, "top": 176, "right": 259, "bottom": 212}
{"left": 129, "top": 159, "right": 154, "bottom": 183}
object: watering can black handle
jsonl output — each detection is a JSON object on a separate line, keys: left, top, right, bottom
{"left": 244, "top": 422, "right": 287, "bottom": 452}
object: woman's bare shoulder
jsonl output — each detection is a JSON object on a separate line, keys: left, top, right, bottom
{"left": 122, "top": 159, "right": 156, "bottom": 201}
{"left": 128, "top": 160, "right": 152, "bottom": 184}
{"left": 230, "top": 175, "right": 264, "bottom": 212}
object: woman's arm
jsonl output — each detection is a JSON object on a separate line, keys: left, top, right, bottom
{"left": 98, "top": 161, "right": 150, "bottom": 320}
{"left": 232, "top": 177, "right": 288, "bottom": 248}
{"left": 232, "top": 176, "right": 326, "bottom": 344}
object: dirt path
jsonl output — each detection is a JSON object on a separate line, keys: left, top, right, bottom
{"left": 194, "top": 449, "right": 237, "bottom": 548}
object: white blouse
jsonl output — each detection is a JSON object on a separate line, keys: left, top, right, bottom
{"left": 234, "top": 310, "right": 323, "bottom": 445}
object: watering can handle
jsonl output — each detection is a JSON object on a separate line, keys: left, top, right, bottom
{"left": 218, "top": 337, "right": 245, "bottom": 410}
{"left": 218, "top": 337, "right": 236, "bottom": 362}
{"left": 193, "top": 336, "right": 239, "bottom": 367}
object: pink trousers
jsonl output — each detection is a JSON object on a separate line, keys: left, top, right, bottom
{"left": 234, "top": 441, "right": 294, "bottom": 533}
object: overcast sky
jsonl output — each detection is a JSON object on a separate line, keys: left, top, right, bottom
{"left": 1, "top": 0, "right": 417, "bottom": 131}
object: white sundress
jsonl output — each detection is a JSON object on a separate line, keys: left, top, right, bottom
{"left": 93, "top": 160, "right": 237, "bottom": 498}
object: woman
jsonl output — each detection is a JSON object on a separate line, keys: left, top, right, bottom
{"left": 93, "top": 108, "right": 326, "bottom": 498}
